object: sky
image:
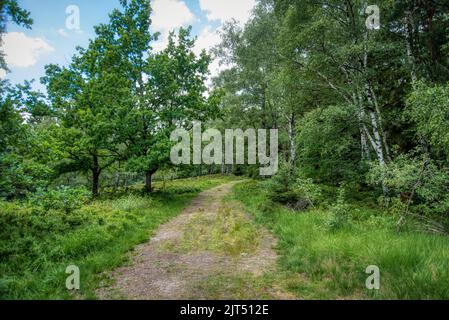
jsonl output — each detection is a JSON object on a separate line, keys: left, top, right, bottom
{"left": 1, "top": 0, "right": 256, "bottom": 91}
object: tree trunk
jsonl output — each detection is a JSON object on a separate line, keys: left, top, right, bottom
{"left": 92, "top": 170, "right": 100, "bottom": 197}
{"left": 145, "top": 169, "right": 156, "bottom": 193}
{"left": 364, "top": 110, "right": 389, "bottom": 194}
{"left": 360, "top": 127, "right": 371, "bottom": 160}
{"left": 124, "top": 173, "right": 128, "bottom": 191}
{"left": 114, "top": 173, "right": 120, "bottom": 190}
{"left": 287, "top": 113, "right": 297, "bottom": 164}
{"left": 404, "top": 10, "right": 417, "bottom": 82}
{"left": 145, "top": 171, "right": 152, "bottom": 193}
{"left": 91, "top": 155, "right": 101, "bottom": 197}
{"left": 368, "top": 110, "right": 387, "bottom": 167}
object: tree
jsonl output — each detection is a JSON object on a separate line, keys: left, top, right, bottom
{"left": 43, "top": 54, "right": 132, "bottom": 197}
{"left": 41, "top": 0, "right": 157, "bottom": 197}
{"left": 42, "top": 0, "right": 218, "bottom": 195}
{"left": 213, "top": 0, "right": 448, "bottom": 193}
{"left": 214, "top": 1, "right": 281, "bottom": 132}
{"left": 0, "top": 85, "right": 54, "bottom": 199}
{"left": 213, "top": 0, "right": 297, "bottom": 173}
{"left": 127, "top": 27, "right": 218, "bottom": 192}
{"left": 0, "top": 1, "right": 39, "bottom": 199}
{"left": 405, "top": 81, "right": 449, "bottom": 159}
{"left": 276, "top": 1, "right": 397, "bottom": 170}
{"left": 1, "top": 0, "right": 32, "bottom": 74}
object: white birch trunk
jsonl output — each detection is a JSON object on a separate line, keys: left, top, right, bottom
{"left": 287, "top": 113, "right": 297, "bottom": 164}
{"left": 404, "top": 10, "right": 418, "bottom": 83}
{"left": 368, "top": 110, "right": 386, "bottom": 166}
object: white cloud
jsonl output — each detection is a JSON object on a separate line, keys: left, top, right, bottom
{"left": 0, "top": 69, "right": 6, "bottom": 79}
{"left": 2, "top": 32, "right": 54, "bottom": 68}
{"left": 208, "top": 57, "right": 229, "bottom": 80}
{"left": 152, "top": 36, "right": 169, "bottom": 53}
{"left": 151, "top": 0, "right": 195, "bottom": 51}
{"left": 152, "top": 0, "right": 194, "bottom": 31}
{"left": 148, "top": 0, "right": 249, "bottom": 78}
{"left": 193, "top": 26, "right": 221, "bottom": 56}
{"left": 193, "top": 26, "right": 225, "bottom": 78}
{"left": 58, "top": 28, "right": 84, "bottom": 38}
{"left": 195, "top": 1, "right": 259, "bottom": 81}
{"left": 199, "top": 0, "right": 256, "bottom": 25}
{"left": 57, "top": 28, "right": 69, "bottom": 37}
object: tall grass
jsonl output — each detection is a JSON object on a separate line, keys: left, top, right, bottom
{"left": 181, "top": 203, "right": 260, "bottom": 256}
{"left": 0, "top": 175, "right": 236, "bottom": 300}
{"left": 232, "top": 180, "right": 449, "bottom": 299}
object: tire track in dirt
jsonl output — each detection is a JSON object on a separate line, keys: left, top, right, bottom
{"left": 97, "top": 181, "right": 294, "bottom": 300}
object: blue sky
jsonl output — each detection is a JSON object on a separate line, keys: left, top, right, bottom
{"left": 2, "top": 0, "right": 256, "bottom": 91}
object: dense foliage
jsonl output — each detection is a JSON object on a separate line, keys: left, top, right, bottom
{"left": 0, "top": 176, "right": 235, "bottom": 299}
{"left": 1, "top": 0, "right": 223, "bottom": 199}
{"left": 213, "top": 0, "right": 449, "bottom": 231}
{"left": 234, "top": 180, "right": 449, "bottom": 299}
{"left": 1, "top": 0, "right": 449, "bottom": 300}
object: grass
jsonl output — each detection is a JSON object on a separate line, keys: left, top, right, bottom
{"left": 232, "top": 180, "right": 449, "bottom": 300}
{"left": 4, "top": 175, "right": 449, "bottom": 300}
{"left": 191, "top": 273, "right": 278, "bottom": 300}
{"left": 153, "top": 186, "right": 282, "bottom": 300}
{"left": 0, "top": 175, "right": 236, "bottom": 300}
{"left": 180, "top": 202, "right": 261, "bottom": 256}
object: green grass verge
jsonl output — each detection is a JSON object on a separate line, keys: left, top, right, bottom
{"left": 180, "top": 203, "right": 261, "bottom": 257}
{"left": 232, "top": 180, "right": 449, "bottom": 299}
{"left": 0, "top": 175, "right": 236, "bottom": 300}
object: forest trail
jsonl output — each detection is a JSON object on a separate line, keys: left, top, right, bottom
{"left": 98, "top": 181, "right": 293, "bottom": 300}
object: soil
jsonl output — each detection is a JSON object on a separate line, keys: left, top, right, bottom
{"left": 97, "top": 182, "right": 295, "bottom": 300}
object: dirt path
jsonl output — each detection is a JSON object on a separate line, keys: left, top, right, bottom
{"left": 98, "top": 181, "right": 293, "bottom": 300}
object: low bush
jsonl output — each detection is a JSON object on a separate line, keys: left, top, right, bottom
{"left": 326, "top": 187, "right": 352, "bottom": 231}
{"left": 233, "top": 180, "right": 449, "bottom": 299}
{"left": 0, "top": 175, "right": 234, "bottom": 299}
{"left": 266, "top": 164, "right": 322, "bottom": 211}
{"left": 108, "top": 194, "right": 151, "bottom": 212}
{"left": 367, "top": 153, "right": 449, "bottom": 232}
{"left": 28, "top": 186, "right": 90, "bottom": 214}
